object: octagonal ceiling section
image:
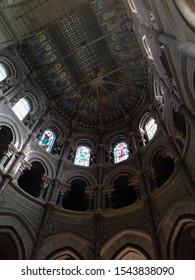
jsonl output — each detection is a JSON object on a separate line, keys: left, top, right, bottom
{"left": 19, "top": 0, "right": 147, "bottom": 128}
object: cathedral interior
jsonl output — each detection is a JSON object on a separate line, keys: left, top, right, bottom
{"left": 0, "top": 0, "right": 195, "bottom": 260}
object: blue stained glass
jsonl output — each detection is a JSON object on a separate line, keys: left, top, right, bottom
{"left": 114, "top": 141, "right": 129, "bottom": 163}
{"left": 74, "top": 145, "right": 91, "bottom": 167}
{"left": 38, "top": 129, "right": 56, "bottom": 153}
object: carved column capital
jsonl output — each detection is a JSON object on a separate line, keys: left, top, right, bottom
{"left": 58, "top": 183, "right": 71, "bottom": 195}
{"left": 162, "top": 146, "right": 174, "bottom": 159}
{"left": 104, "top": 186, "right": 115, "bottom": 197}
{"left": 85, "top": 188, "right": 94, "bottom": 199}
{"left": 144, "top": 167, "right": 157, "bottom": 179}
{"left": 170, "top": 127, "right": 183, "bottom": 140}
{"left": 128, "top": 177, "right": 140, "bottom": 188}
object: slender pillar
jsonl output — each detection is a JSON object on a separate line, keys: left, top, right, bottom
{"left": 57, "top": 184, "right": 70, "bottom": 207}
{"left": 137, "top": 24, "right": 195, "bottom": 61}
{"left": 135, "top": 152, "right": 162, "bottom": 259}
{"left": 39, "top": 175, "right": 52, "bottom": 200}
{"left": 31, "top": 179, "right": 58, "bottom": 259}
{"left": 31, "top": 124, "right": 74, "bottom": 259}
{"left": 94, "top": 213, "right": 101, "bottom": 260}
{"left": 0, "top": 110, "right": 49, "bottom": 195}
{"left": 85, "top": 188, "right": 94, "bottom": 211}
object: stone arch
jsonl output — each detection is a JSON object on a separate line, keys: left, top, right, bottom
{"left": 38, "top": 232, "right": 94, "bottom": 260}
{"left": 103, "top": 165, "right": 137, "bottom": 186}
{"left": 141, "top": 138, "right": 166, "bottom": 169}
{"left": 101, "top": 229, "right": 154, "bottom": 259}
{"left": 26, "top": 151, "right": 56, "bottom": 178}
{"left": 157, "top": 198, "right": 195, "bottom": 259}
{"left": 0, "top": 213, "right": 34, "bottom": 259}
{"left": 0, "top": 114, "right": 23, "bottom": 150}
{"left": 61, "top": 170, "right": 97, "bottom": 188}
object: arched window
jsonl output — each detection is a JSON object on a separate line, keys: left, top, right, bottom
{"left": 74, "top": 145, "right": 91, "bottom": 167}
{"left": 12, "top": 97, "right": 31, "bottom": 121}
{"left": 0, "top": 63, "right": 9, "bottom": 82}
{"left": 113, "top": 141, "right": 129, "bottom": 164}
{"left": 142, "top": 35, "right": 153, "bottom": 59}
{"left": 145, "top": 118, "right": 157, "bottom": 140}
{"left": 38, "top": 129, "right": 56, "bottom": 153}
{"left": 127, "top": 0, "right": 137, "bottom": 13}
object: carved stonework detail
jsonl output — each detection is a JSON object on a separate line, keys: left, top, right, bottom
{"left": 104, "top": 187, "right": 114, "bottom": 198}
{"left": 145, "top": 167, "right": 157, "bottom": 179}
{"left": 170, "top": 128, "right": 183, "bottom": 140}
{"left": 59, "top": 183, "right": 71, "bottom": 195}
{"left": 41, "top": 175, "right": 51, "bottom": 188}
{"left": 19, "top": 160, "right": 31, "bottom": 174}
{"left": 162, "top": 147, "right": 174, "bottom": 158}
{"left": 85, "top": 188, "right": 94, "bottom": 199}
{"left": 128, "top": 177, "right": 140, "bottom": 188}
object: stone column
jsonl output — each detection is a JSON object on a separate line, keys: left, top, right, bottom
{"left": 137, "top": 24, "right": 195, "bottom": 61}
{"left": 57, "top": 183, "right": 71, "bottom": 207}
{"left": 85, "top": 188, "right": 94, "bottom": 211}
{"left": 31, "top": 124, "right": 74, "bottom": 259}
{"left": 0, "top": 108, "right": 49, "bottom": 195}
{"left": 128, "top": 177, "right": 141, "bottom": 200}
{"left": 144, "top": 167, "right": 158, "bottom": 192}
{"left": 104, "top": 186, "right": 114, "bottom": 210}
{"left": 0, "top": 142, "right": 17, "bottom": 167}
{"left": 134, "top": 152, "right": 162, "bottom": 259}
{"left": 31, "top": 178, "right": 59, "bottom": 259}
{"left": 39, "top": 175, "right": 52, "bottom": 200}
{"left": 94, "top": 213, "right": 101, "bottom": 260}
{"left": 14, "top": 159, "right": 31, "bottom": 181}
{"left": 128, "top": 132, "right": 138, "bottom": 154}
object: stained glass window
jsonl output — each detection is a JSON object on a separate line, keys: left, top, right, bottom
{"left": 0, "top": 63, "right": 8, "bottom": 82}
{"left": 145, "top": 118, "right": 157, "bottom": 140}
{"left": 38, "top": 129, "right": 56, "bottom": 153}
{"left": 74, "top": 145, "right": 91, "bottom": 167}
{"left": 114, "top": 141, "right": 129, "bottom": 164}
{"left": 12, "top": 97, "right": 31, "bottom": 121}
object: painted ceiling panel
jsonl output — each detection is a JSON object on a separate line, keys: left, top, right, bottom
{"left": 19, "top": 0, "right": 147, "bottom": 128}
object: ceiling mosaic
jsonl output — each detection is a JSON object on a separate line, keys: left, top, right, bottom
{"left": 19, "top": 0, "right": 147, "bottom": 128}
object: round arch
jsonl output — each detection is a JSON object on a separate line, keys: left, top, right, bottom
{"left": 61, "top": 170, "right": 97, "bottom": 188}
{"left": 157, "top": 198, "right": 195, "bottom": 259}
{"left": 0, "top": 213, "right": 34, "bottom": 259}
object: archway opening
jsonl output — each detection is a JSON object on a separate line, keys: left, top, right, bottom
{"left": 18, "top": 161, "right": 45, "bottom": 197}
{"left": 112, "top": 175, "right": 137, "bottom": 209}
{"left": 62, "top": 179, "right": 87, "bottom": 211}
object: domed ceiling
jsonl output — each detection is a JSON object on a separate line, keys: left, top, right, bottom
{"left": 19, "top": 0, "right": 147, "bottom": 128}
